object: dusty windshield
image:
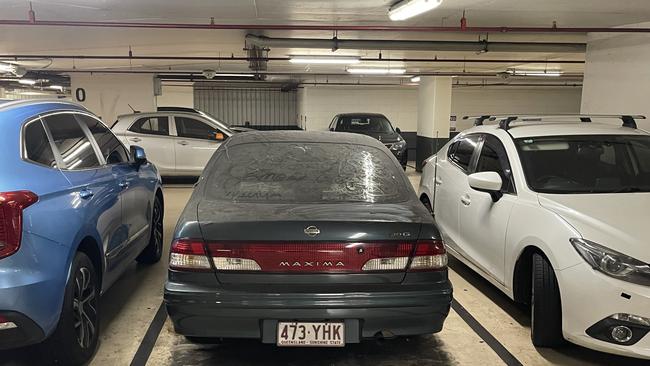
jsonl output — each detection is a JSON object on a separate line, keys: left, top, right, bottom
{"left": 204, "top": 142, "right": 409, "bottom": 203}
{"left": 516, "top": 135, "right": 650, "bottom": 194}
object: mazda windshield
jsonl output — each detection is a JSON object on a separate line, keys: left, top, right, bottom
{"left": 516, "top": 135, "right": 650, "bottom": 194}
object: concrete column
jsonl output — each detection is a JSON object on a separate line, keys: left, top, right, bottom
{"left": 70, "top": 73, "right": 155, "bottom": 125}
{"left": 581, "top": 22, "right": 650, "bottom": 130}
{"left": 416, "top": 76, "right": 452, "bottom": 171}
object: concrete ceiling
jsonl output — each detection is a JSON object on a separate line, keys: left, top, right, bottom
{"left": 0, "top": 0, "right": 648, "bottom": 83}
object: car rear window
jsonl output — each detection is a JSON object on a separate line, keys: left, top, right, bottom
{"left": 204, "top": 142, "right": 410, "bottom": 203}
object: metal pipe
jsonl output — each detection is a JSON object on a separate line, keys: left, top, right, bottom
{"left": 246, "top": 35, "right": 586, "bottom": 53}
{"left": 0, "top": 19, "right": 649, "bottom": 33}
{"left": 0, "top": 54, "right": 585, "bottom": 64}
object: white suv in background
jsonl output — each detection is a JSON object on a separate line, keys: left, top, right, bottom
{"left": 112, "top": 108, "right": 233, "bottom": 176}
{"left": 419, "top": 115, "right": 650, "bottom": 359}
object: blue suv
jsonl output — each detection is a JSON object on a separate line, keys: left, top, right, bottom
{"left": 0, "top": 100, "right": 164, "bottom": 365}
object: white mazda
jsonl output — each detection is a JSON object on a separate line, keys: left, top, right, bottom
{"left": 419, "top": 114, "right": 650, "bottom": 359}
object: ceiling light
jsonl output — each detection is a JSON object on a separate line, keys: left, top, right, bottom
{"left": 347, "top": 68, "right": 407, "bottom": 75}
{"left": 214, "top": 73, "right": 256, "bottom": 77}
{"left": 290, "top": 56, "right": 361, "bottom": 65}
{"left": 411, "top": 76, "right": 421, "bottom": 83}
{"left": 389, "top": 0, "right": 443, "bottom": 21}
{"left": 48, "top": 85, "right": 64, "bottom": 91}
{"left": 18, "top": 91, "right": 49, "bottom": 96}
{"left": 0, "top": 62, "right": 16, "bottom": 74}
{"left": 18, "top": 79, "right": 36, "bottom": 85}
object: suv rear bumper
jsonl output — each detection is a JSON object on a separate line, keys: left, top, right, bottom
{"left": 0, "top": 311, "right": 46, "bottom": 350}
{"left": 164, "top": 281, "right": 452, "bottom": 342}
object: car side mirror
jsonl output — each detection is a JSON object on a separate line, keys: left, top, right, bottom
{"left": 395, "top": 127, "right": 402, "bottom": 134}
{"left": 130, "top": 145, "right": 147, "bottom": 166}
{"left": 468, "top": 172, "right": 503, "bottom": 202}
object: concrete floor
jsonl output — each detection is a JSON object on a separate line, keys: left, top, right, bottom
{"left": 3, "top": 169, "right": 649, "bottom": 366}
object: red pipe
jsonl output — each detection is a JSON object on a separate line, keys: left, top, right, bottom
{"left": 0, "top": 19, "right": 649, "bottom": 33}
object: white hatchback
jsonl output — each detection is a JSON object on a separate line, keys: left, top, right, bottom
{"left": 112, "top": 109, "right": 233, "bottom": 176}
{"left": 419, "top": 115, "right": 650, "bottom": 359}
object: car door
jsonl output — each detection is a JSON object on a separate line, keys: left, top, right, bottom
{"left": 77, "top": 114, "right": 152, "bottom": 279}
{"left": 433, "top": 135, "right": 481, "bottom": 253}
{"left": 122, "top": 116, "right": 175, "bottom": 175}
{"left": 458, "top": 134, "right": 517, "bottom": 284}
{"left": 172, "top": 115, "right": 226, "bottom": 175}
{"left": 41, "top": 113, "right": 124, "bottom": 281}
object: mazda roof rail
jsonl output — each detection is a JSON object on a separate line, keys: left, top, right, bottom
{"left": 157, "top": 106, "right": 201, "bottom": 114}
{"left": 463, "top": 114, "right": 646, "bottom": 130}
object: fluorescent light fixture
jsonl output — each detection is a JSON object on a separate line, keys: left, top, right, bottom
{"left": 18, "top": 79, "right": 36, "bottom": 85}
{"left": 389, "top": 0, "right": 443, "bottom": 21}
{"left": 48, "top": 85, "right": 64, "bottom": 91}
{"left": 215, "top": 73, "right": 256, "bottom": 77}
{"left": 18, "top": 91, "right": 49, "bottom": 96}
{"left": 509, "top": 70, "right": 563, "bottom": 77}
{"left": 0, "top": 62, "right": 16, "bottom": 73}
{"left": 411, "top": 76, "right": 421, "bottom": 83}
{"left": 347, "top": 68, "right": 407, "bottom": 75}
{"left": 290, "top": 56, "right": 361, "bottom": 65}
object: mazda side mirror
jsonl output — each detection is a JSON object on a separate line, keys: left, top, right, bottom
{"left": 468, "top": 172, "right": 503, "bottom": 202}
{"left": 395, "top": 127, "right": 402, "bottom": 134}
{"left": 130, "top": 145, "right": 147, "bottom": 166}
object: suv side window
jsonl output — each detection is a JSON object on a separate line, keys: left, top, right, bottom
{"left": 176, "top": 117, "right": 225, "bottom": 141}
{"left": 476, "top": 134, "right": 516, "bottom": 194}
{"left": 130, "top": 116, "right": 170, "bottom": 136}
{"left": 24, "top": 120, "right": 57, "bottom": 168}
{"left": 449, "top": 135, "right": 480, "bottom": 172}
{"left": 42, "top": 113, "right": 101, "bottom": 170}
{"left": 77, "top": 114, "right": 130, "bottom": 164}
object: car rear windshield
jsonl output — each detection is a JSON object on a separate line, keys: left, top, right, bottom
{"left": 204, "top": 142, "right": 409, "bottom": 203}
{"left": 335, "top": 115, "right": 394, "bottom": 134}
{"left": 515, "top": 135, "right": 650, "bottom": 194}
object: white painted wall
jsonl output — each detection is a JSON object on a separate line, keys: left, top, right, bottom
{"left": 299, "top": 85, "right": 582, "bottom": 132}
{"left": 70, "top": 73, "right": 155, "bottom": 125}
{"left": 156, "top": 85, "right": 194, "bottom": 108}
{"left": 581, "top": 23, "right": 650, "bottom": 130}
{"left": 418, "top": 77, "right": 452, "bottom": 139}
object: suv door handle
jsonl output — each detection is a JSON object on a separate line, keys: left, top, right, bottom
{"left": 119, "top": 181, "right": 129, "bottom": 189}
{"left": 460, "top": 195, "right": 471, "bottom": 206}
{"left": 79, "top": 189, "right": 94, "bottom": 200}
{"left": 129, "top": 137, "right": 142, "bottom": 143}
{"left": 178, "top": 141, "right": 189, "bottom": 146}
{"left": 435, "top": 178, "right": 443, "bottom": 185}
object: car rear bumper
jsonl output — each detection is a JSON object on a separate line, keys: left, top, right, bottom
{"left": 164, "top": 281, "right": 452, "bottom": 342}
{"left": 0, "top": 311, "right": 46, "bottom": 350}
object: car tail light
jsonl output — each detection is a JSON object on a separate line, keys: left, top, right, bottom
{"left": 0, "top": 191, "right": 38, "bottom": 260}
{"left": 206, "top": 242, "right": 415, "bottom": 273}
{"left": 408, "top": 240, "right": 447, "bottom": 271}
{"left": 169, "top": 239, "right": 212, "bottom": 271}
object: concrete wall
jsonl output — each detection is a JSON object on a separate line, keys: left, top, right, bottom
{"left": 581, "top": 24, "right": 650, "bottom": 130}
{"left": 70, "top": 73, "right": 155, "bottom": 125}
{"left": 298, "top": 85, "right": 583, "bottom": 133}
{"left": 156, "top": 85, "right": 194, "bottom": 108}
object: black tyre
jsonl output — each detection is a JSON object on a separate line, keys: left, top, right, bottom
{"left": 421, "top": 196, "right": 433, "bottom": 214}
{"left": 46, "top": 252, "right": 100, "bottom": 365}
{"left": 185, "top": 336, "right": 222, "bottom": 344}
{"left": 136, "top": 195, "right": 164, "bottom": 264}
{"left": 531, "top": 253, "right": 565, "bottom": 347}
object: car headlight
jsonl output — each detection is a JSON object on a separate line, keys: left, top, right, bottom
{"left": 391, "top": 140, "right": 406, "bottom": 151}
{"left": 571, "top": 238, "right": 650, "bottom": 286}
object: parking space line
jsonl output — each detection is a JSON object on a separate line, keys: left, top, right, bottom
{"left": 130, "top": 302, "right": 167, "bottom": 366}
{"left": 452, "top": 299, "right": 523, "bottom": 366}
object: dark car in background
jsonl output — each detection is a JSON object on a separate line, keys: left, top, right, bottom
{"left": 164, "top": 131, "right": 452, "bottom": 347}
{"left": 330, "top": 113, "right": 408, "bottom": 169}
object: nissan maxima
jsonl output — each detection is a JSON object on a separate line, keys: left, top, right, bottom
{"left": 164, "top": 131, "right": 452, "bottom": 347}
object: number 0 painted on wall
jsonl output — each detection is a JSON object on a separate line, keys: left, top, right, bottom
{"left": 75, "top": 88, "right": 86, "bottom": 102}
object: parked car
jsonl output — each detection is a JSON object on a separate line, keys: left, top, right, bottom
{"left": 112, "top": 108, "right": 234, "bottom": 176}
{"left": 165, "top": 131, "right": 452, "bottom": 346}
{"left": 0, "top": 100, "right": 164, "bottom": 365}
{"left": 419, "top": 114, "right": 650, "bottom": 359}
{"left": 329, "top": 113, "right": 408, "bottom": 169}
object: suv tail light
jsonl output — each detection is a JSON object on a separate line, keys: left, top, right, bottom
{"left": 408, "top": 240, "right": 447, "bottom": 271}
{"left": 0, "top": 191, "right": 38, "bottom": 259}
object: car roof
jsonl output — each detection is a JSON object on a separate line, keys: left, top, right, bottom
{"left": 225, "top": 130, "right": 386, "bottom": 148}
{"left": 464, "top": 122, "right": 649, "bottom": 139}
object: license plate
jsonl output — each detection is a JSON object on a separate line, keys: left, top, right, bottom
{"left": 277, "top": 322, "right": 345, "bottom": 347}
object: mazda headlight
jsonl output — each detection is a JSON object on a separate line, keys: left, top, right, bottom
{"left": 571, "top": 238, "right": 650, "bottom": 286}
{"left": 391, "top": 140, "right": 406, "bottom": 151}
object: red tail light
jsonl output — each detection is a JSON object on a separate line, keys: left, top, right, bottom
{"left": 0, "top": 191, "right": 38, "bottom": 259}
{"left": 408, "top": 240, "right": 447, "bottom": 272}
{"left": 169, "top": 239, "right": 212, "bottom": 271}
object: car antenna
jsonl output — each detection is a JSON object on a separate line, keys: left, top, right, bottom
{"left": 128, "top": 104, "right": 140, "bottom": 113}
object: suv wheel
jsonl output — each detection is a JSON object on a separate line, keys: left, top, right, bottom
{"left": 136, "top": 195, "right": 164, "bottom": 264}
{"left": 531, "top": 253, "right": 565, "bottom": 347}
